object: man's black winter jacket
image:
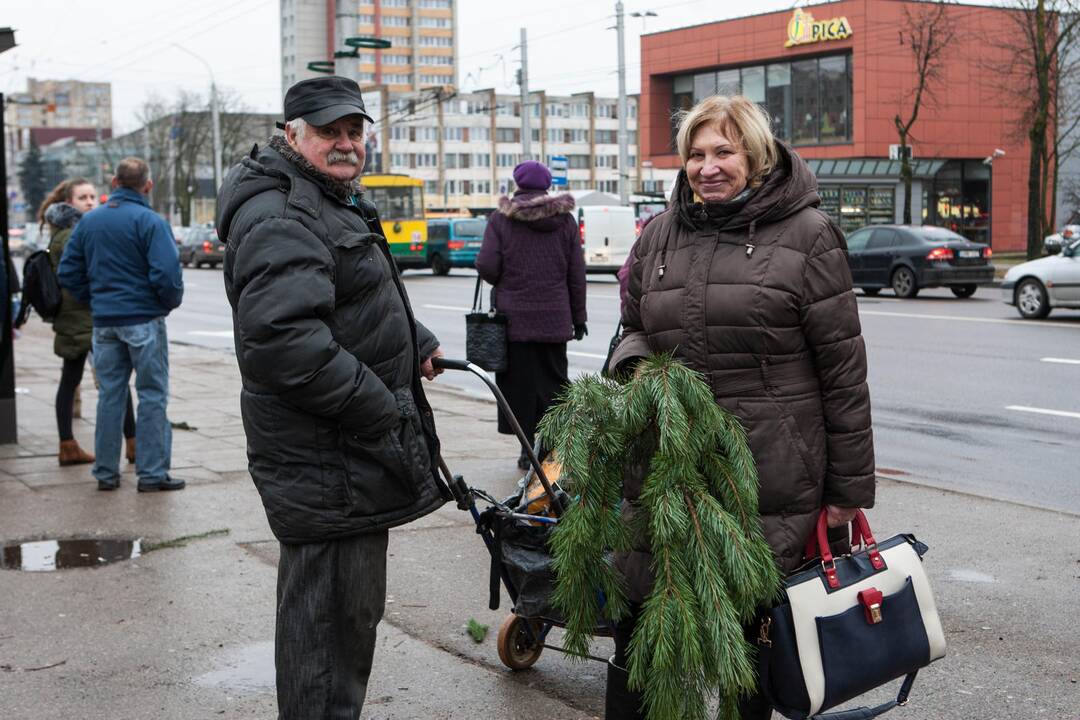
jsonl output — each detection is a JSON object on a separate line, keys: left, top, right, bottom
{"left": 217, "top": 137, "right": 449, "bottom": 543}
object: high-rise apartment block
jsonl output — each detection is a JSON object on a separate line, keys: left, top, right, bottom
{"left": 3, "top": 78, "right": 112, "bottom": 132}
{"left": 281, "top": 0, "right": 457, "bottom": 99}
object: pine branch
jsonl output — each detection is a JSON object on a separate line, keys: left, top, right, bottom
{"left": 544, "top": 356, "right": 780, "bottom": 718}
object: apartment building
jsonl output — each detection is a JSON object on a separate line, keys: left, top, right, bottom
{"left": 3, "top": 78, "right": 112, "bottom": 133}
{"left": 281, "top": 0, "right": 457, "bottom": 99}
{"left": 370, "top": 88, "right": 643, "bottom": 211}
{"left": 4, "top": 78, "right": 112, "bottom": 222}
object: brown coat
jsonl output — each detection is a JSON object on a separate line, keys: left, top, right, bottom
{"left": 610, "top": 143, "right": 875, "bottom": 600}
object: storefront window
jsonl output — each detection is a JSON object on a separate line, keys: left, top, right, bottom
{"left": 819, "top": 185, "right": 895, "bottom": 234}
{"left": 792, "top": 59, "right": 819, "bottom": 145}
{"left": 741, "top": 66, "right": 765, "bottom": 103}
{"left": 693, "top": 72, "right": 717, "bottom": 103}
{"left": 766, "top": 63, "right": 792, "bottom": 141}
{"left": 670, "top": 53, "right": 852, "bottom": 148}
{"left": 716, "top": 69, "right": 740, "bottom": 97}
{"left": 818, "top": 56, "right": 849, "bottom": 142}
{"left": 925, "top": 160, "right": 990, "bottom": 244}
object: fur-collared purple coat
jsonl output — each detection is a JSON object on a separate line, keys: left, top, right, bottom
{"left": 475, "top": 190, "right": 587, "bottom": 343}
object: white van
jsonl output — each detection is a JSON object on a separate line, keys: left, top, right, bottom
{"left": 578, "top": 205, "right": 636, "bottom": 274}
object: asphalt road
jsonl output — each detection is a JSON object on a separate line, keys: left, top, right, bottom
{"left": 167, "top": 266, "right": 1080, "bottom": 515}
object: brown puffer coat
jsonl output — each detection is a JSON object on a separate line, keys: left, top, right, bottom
{"left": 610, "top": 142, "right": 875, "bottom": 600}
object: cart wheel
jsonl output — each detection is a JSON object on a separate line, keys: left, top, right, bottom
{"left": 496, "top": 614, "right": 544, "bottom": 670}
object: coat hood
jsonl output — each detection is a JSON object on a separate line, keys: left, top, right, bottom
{"left": 216, "top": 135, "right": 362, "bottom": 244}
{"left": 672, "top": 140, "right": 819, "bottom": 232}
{"left": 44, "top": 202, "right": 82, "bottom": 230}
{"left": 496, "top": 190, "right": 575, "bottom": 231}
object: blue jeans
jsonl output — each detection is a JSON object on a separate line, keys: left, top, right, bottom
{"left": 92, "top": 318, "right": 171, "bottom": 484}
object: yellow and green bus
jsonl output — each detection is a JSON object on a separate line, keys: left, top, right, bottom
{"left": 361, "top": 174, "right": 427, "bottom": 268}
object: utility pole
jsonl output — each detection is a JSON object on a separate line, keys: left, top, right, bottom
{"left": 518, "top": 27, "right": 532, "bottom": 160}
{"left": 143, "top": 125, "right": 153, "bottom": 205}
{"left": 616, "top": 1, "right": 630, "bottom": 205}
{"left": 335, "top": 0, "right": 357, "bottom": 83}
{"left": 173, "top": 44, "right": 224, "bottom": 192}
{"left": 209, "top": 81, "right": 223, "bottom": 192}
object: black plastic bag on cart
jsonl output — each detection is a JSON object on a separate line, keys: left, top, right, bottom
{"left": 481, "top": 508, "right": 564, "bottom": 623}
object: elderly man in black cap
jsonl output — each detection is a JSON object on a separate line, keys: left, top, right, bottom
{"left": 216, "top": 76, "right": 451, "bottom": 719}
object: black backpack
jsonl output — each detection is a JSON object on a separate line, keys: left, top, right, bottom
{"left": 15, "top": 250, "right": 63, "bottom": 327}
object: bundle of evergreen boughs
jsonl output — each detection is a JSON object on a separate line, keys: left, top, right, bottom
{"left": 539, "top": 355, "right": 781, "bottom": 720}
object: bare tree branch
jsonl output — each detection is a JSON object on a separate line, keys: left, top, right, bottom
{"left": 894, "top": 1, "right": 955, "bottom": 224}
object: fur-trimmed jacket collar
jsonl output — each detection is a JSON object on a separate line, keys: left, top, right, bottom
{"left": 44, "top": 202, "right": 82, "bottom": 230}
{"left": 496, "top": 190, "right": 575, "bottom": 223}
{"left": 267, "top": 134, "right": 362, "bottom": 202}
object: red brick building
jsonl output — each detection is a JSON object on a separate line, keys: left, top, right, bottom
{"left": 639, "top": 0, "right": 1030, "bottom": 251}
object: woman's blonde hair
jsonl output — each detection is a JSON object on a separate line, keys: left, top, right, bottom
{"left": 674, "top": 95, "right": 779, "bottom": 188}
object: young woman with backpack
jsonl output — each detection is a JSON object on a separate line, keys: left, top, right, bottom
{"left": 38, "top": 179, "right": 136, "bottom": 466}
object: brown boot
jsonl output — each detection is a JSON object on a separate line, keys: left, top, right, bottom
{"left": 125, "top": 437, "right": 136, "bottom": 464}
{"left": 59, "top": 439, "right": 94, "bottom": 466}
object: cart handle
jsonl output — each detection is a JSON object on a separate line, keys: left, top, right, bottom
{"left": 430, "top": 356, "right": 565, "bottom": 517}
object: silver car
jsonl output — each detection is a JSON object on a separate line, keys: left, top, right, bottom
{"left": 1043, "top": 225, "right": 1080, "bottom": 255}
{"left": 1001, "top": 238, "right": 1080, "bottom": 318}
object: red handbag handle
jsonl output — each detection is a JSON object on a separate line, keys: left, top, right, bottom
{"left": 806, "top": 508, "right": 885, "bottom": 589}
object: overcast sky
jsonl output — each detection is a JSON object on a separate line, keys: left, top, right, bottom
{"left": 2, "top": 0, "right": 999, "bottom": 132}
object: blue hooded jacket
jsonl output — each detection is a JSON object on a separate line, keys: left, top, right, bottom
{"left": 58, "top": 186, "right": 184, "bottom": 326}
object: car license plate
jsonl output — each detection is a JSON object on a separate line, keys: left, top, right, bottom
{"left": 959, "top": 250, "right": 980, "bottom": 258}
{"left": 467, "top": 241, "right": 481, "bottom": 248}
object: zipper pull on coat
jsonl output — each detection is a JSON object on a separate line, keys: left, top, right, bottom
{"left": 658, "top": 264, "right": 666, "bottom": 279}
{"left": 745, "top": 244, "right": 756, "bottom": 257}
{"left": 746, "top": 220, "right": 758, "bottom": 257}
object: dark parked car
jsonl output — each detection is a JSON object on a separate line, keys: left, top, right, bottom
{"left": 845, "top": 225, "right": 995, "bottom": 298}
{"left": 426, "top": 217, "right": 487, "bottom": 275}
{"left": 179, "top": 225, "right": 225, "bottom": 269}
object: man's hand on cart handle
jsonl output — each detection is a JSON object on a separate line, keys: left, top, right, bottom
{"left": 421, "top": 347, "right": 445, "bottom": 381}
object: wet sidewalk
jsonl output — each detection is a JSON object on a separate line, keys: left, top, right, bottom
{"left": 0, "top": 318, "right": 1077, "bottom": 720}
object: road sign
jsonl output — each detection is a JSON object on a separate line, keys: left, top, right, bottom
{"left": 549, "top": 155, "right": 568, "bottom": 187}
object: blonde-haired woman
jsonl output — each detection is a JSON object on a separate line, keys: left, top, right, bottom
{"left": 37, "top": 179, "right": 136, "bottom": 467}
{"left": 605, "top": 95, "right": 876, "bottom": 717}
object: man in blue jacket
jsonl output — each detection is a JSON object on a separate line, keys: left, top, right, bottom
{"left": 58, "top": 157, "right": 185, "bottom": 492}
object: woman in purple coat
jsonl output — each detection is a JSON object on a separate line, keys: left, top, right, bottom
{"left": 475, "top": 161, "right": 587, "bottom": 469}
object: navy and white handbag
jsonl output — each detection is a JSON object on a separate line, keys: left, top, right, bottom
{"left": 757, "top": 510, "right": 946, "bottom": 719}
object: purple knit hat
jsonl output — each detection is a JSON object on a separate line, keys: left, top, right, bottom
{"left": 513, "top": 160, "right": 552, "bottom": 190}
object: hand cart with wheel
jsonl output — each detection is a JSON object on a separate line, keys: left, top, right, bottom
{"left": 431, "top": 357, "right": 615, "bottom": 670}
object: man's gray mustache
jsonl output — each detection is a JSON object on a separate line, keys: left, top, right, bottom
{"left": 327, "top": 150, "right": 359, "bottom": 165}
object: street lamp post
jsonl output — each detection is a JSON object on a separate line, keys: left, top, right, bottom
{"left": 615, "top": 7, "right": 658, "bottom": 206}
{"left": 615, "top": 2, "right": 629, "bottom": 205}
{"left": 174, "top": 44, "right": 223, "bottom": 194}
{"left": 630, "top": 10, "right": 657, "bottom": 31}
{"left": 982, "top": 148, "right": 1005, "bottom": 248}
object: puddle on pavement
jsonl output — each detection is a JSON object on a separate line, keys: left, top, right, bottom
{"left": 194, "top": 641, "right": 276, "bottom": 694}
{"left": 1, "top": 537, "right": 142, "bottom": 572}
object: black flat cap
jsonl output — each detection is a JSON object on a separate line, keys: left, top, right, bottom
{"left": 277, "top": 76, "right": 374, "bottom": 130}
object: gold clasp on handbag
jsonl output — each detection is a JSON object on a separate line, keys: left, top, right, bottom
{"left": 757, "top": 617, "right": 773, "bottom": 647}
{"left": 858, "top": 587, "right": 884, "bottom": 625}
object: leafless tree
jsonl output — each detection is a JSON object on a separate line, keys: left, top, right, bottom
{"left": 989, "top": 0, "right": 1080, "bottom": 258}
{"left": 894, "top": 1, "right": 955, "bottom": 225}
{"left": 126, "top": 89, "right": 270, "bottom": 224}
